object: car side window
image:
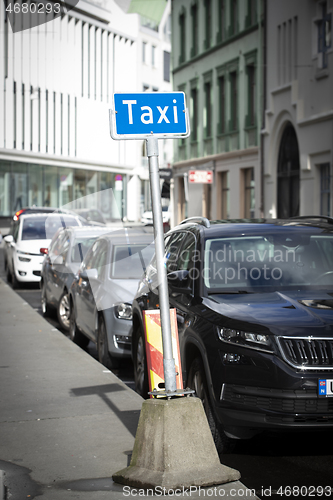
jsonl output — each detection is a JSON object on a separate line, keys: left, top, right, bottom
{"left": 165, "top": 232, "right": 187, "bottom": 274}
{"left": 178, "top": 233, "right": 197, "bottom": 272}
{"left": 84, "top": 241, "right": 99, "bottom": 270}
{"left": 95, "top": 241, "right": 108, "bottom": 278}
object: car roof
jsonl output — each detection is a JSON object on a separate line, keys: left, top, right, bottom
{"left": 171, "top": 216, "right": 333, "bottom": 237}
{"left": 100, "top": 227, "right": 155, "bottom": 245}
{"left": 62, "top": 226, "right": 112, "bottom": 237}
{"left": 19, "top": 212, "right": 81, "bottom": 221}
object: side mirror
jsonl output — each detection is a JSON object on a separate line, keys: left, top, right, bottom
{"left": 4, "top": 235, "right": 14, "bottom": 243}
{"left": 81, "top": 268, "right": 98, "bottom": 281}
{"left": 167, "top": 270, "right": 191, "bottom": 292}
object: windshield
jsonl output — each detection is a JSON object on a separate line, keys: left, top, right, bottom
{"left": 204, "top": 231, "right": 333, "bottom": 292}
{"left": 22, "top": 216, "right": 79, "bottom": 240}
{"left": 71, "top": 237, "right": 99, "bottom": 263}
{"left": 111, "top": 243, "right": 155, "bottom": 279}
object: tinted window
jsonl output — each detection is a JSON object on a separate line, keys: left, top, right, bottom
{"left": 204, "top": 232, "right": 333, "bottom": 291}
{"left": 21, "top": 216, "right": 79, "bottom": 240}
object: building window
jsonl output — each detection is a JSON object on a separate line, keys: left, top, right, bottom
{"left": 246, "top": 0, "right": 257, "bottom": 27}
{"left": 191, "top": 2, "right": 198, "bottom": 57}
{"left": 217, "top": 0, "right": 225, "bottom": 43}
{"left": 164, "top": 51, "right": 170, "bottom": 82}
{"left": 205, "top": 0, "right": 211, "bottom": 49}
{"left": 318, "top": 2, "right": 332, "bottom": 68}
{"left": 179, "top": 11, "right": 186, "bottom": 64}
{"left": 142, "top": 41, "right": 147, "bottom": 63}
{"left": 230, "top": 71, "right": 238, "bottom": 131}
{"left": 190, "top": 86, "right": 198, "bottom": 141}
{"left": 204, "top": 80, "right": 212, "bottom": 138}
{"left": 243, "top": 168, "right": 255, "bottom": 218}
{"left": 230, "top": 0, "right": 238, "bottom": 36}
{"left": 246, "top": 64, "right": 256, "bottom": 127}
{"left": 220, "top": 171, "right": 230, "bottom": 218}
{"left": 152, "top": 45, "right": 156, "bottom": 67}
{"left": 218, "top": 75, "right": 226, "bottom": 134}
{"left": 320, "top": 163, "right": 331, "bottom": 216}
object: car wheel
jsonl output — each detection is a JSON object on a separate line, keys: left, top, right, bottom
{"left": 187, "top": 357, "right": 234, "bottom": 455}
{"left": 41, "top": 281, "right": 51, "bottom": 317}
{"left": 97, "top": 316, "right": 119, "bottom": 370}
{"left": 57, "top": 291, "right": 71, "bottom": 331}
{"left": 69, "top": 306, "right": 89, "bottom": 348}
{"left": 133, "top": 326, "right": 149, "bottom": 398}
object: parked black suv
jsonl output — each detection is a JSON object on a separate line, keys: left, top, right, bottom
{"left": 132, "top": 217, "right": 333, "bottom": 453}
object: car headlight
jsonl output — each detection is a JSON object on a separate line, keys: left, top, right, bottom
{"left": 115, "top": 303, "right": 132, "bottom": 320}
{"left": 217, "top": 327, "right": 273, "bottom": 352}
{"left": 17, "top": 250, "right": 31, "bottom": 262}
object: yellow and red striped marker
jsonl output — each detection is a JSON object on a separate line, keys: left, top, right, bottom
{"left": 143, "top": 309, "right": 183, "bottom": 396}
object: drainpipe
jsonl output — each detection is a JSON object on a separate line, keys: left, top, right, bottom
{"left": 260, "top": 0, "right": 267, "bottom": 218}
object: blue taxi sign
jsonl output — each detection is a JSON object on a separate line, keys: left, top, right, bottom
{"left": 111, "top": 92, "right": 189, "bottom": 138}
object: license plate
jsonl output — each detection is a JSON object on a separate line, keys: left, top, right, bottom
{"left": 318, "top": 379, "right": 333, "bottom": 397}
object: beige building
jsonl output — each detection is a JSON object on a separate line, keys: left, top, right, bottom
{"left": 263, "top": 0, "right": 332, "bottom": 218}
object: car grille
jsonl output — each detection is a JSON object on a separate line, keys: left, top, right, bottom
{"left": 222, "top": 385, "right": 333, "bottom": 414}
{"left": 33, "top": 271, "right": 41, "bottom": 277}
{"left": 277, "top": 336, "right": 333, "bottom": 370}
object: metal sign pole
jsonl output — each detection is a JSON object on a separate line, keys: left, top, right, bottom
{"left": 146, "top": 135, "right": 177, "bottom": 394}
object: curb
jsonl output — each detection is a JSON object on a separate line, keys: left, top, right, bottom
{"left": 0, "top": 470, "right": 5, "bottom": 500}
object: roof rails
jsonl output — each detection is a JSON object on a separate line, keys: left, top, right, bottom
{"left": 179, "top": 216, "right": 211, "bottom": 228}
{"left": 289, "top": 215, "right": 333, "bottom": 224}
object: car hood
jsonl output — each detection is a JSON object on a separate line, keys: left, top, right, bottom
{"left": 17, "top": 239, "right": 51, "bottom": 255}
{"left": 94, "top": 278, "right": 140, "bottom": 311}
{"left": 204, "top": 290, "right": 333, "bottom": 336}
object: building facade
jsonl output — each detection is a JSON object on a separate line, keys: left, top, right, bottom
{"left": 0, "top": 0, "right": 172, "bottom": 227}
{"left": 263, "top": 0, "right": 332, "bottom": 218}
{"left": 122, "top": 0, "right": 173, "bottom": 220}
{"left": 171, "top": 0, "right": 264, "bottom": 224}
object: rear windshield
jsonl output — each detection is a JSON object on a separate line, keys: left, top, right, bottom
{"left": 22, "top": 216, "right": 79, "bottom": 240}
{"left": 111, "top": 244, "right": 155, "bottom": 279}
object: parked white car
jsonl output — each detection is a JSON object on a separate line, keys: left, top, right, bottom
{"left": 4, "top": 213, "right": 83, "bottom": 288}
{"left": 141, "top": 206, "right": 171, "bottom": 227}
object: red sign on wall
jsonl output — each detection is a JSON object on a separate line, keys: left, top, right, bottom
{"left": 189, "top": 170, "right": 213, "bottom": 184}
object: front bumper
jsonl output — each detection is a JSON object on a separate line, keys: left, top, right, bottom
{"left": 215, "top": 348, "right": 333, "bottom": 437}
{"left": 14, "top": 253, "right": 44, "bottom": 283}
{"left": 104, "top": 309, "right": 133, "bottom": 359}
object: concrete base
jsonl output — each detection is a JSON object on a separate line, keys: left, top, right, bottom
{"left": 112, "top": 397, "right": 240, "bottom": 490}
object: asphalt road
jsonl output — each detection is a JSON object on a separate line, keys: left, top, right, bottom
{"left": 1, "top": 247, "right": 333, "bottom": 499}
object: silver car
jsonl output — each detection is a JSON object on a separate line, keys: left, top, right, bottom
{"left": 69, "top": 227, "right": 154, "bottom": 369}
{"left": 41, "top": 225, "right": 112, "bottom": 330}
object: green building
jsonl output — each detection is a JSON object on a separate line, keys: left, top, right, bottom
{"left": 171, "top": 0, "right": 264, "bottom": 223}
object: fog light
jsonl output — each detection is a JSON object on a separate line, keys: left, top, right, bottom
{"left": 223, "top": 353, "right": 241, "bottom": 364}
{"left": 18, "top": 271, "right": 27, "bottom": 276}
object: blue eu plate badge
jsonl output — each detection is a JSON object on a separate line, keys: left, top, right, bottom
{"left": 319, "top": 379, "right": 333, "bottom": 397}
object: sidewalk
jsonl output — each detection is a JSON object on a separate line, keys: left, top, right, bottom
{"left": 0, "top": 278, "right": 259, "bottom": 500}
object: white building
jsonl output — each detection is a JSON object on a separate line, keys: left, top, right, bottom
{"left": 116, "top": 0, "right": 173, "bottom": 221}
{"left": 262, "top": 0, "right": 332, "bottom": 218}
{"left": 0, "top": 0, "right": 172, "bottom": 226}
